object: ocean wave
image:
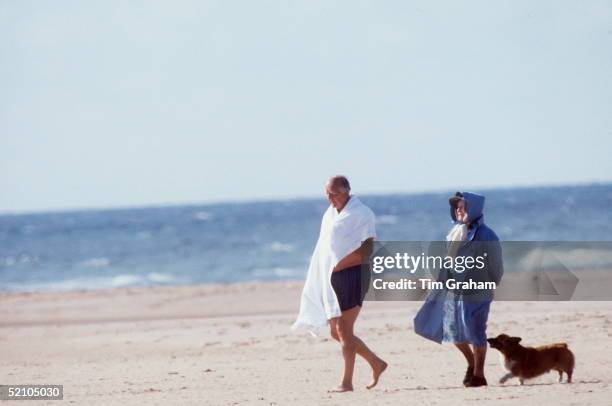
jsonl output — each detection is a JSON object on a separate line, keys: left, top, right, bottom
{"left": 266, "top": 242, "right": 295, "bottom": 253}
{"left": 377, "top": 215, "right": 398, "bottom": 225}
{"left": 146, "top": 272, "right": 175, "bottom": 282}
{"left": 251, "top": 267, "right": 301, "bottom": 279}
{"left": 79, "top": 257, "right": 110, "bottom": 268}
{"left": 1, "top": 277, "right": 108, "bottom": 292}
{"left": 1, "top": 255, "right": 39, "bottom": 267}
{"left": 193, "top": 211, "right": 214, "bottom": 221}
{"left": 135, "top": 231, "right": 151, "bottom": 240}
{"left": 111, "top": 274, "right": 143, "bottom": 287}
{"left": 3, "top": 256, "right": 16, "bottom": 267}
{"left": 1, "top": 272, "right": 178, "bottom": 292}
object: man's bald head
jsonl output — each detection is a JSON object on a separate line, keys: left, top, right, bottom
{"left": 327, "top": 175, "right": 351, "bottom": 194}
{"left": 325, "top": 176, "right": 351, "bottom": 211}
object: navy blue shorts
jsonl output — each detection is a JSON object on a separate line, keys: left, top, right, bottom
{"left": 331, "top": 265, "right": 370, "bottom": 311}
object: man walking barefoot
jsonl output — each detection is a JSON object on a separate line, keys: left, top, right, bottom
{"left": 293, "top": 176, "right": 387, "bottom": 392}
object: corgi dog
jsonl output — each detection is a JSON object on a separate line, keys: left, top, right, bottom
{"left": 487, "top": 334, "right": 574, "bottom": 385}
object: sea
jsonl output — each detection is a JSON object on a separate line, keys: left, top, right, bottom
{"left": 1, "top": 184, "right": 611, "bottom": 292}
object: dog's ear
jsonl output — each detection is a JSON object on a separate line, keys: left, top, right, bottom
{"left": 509, "top": 336, "right": 522, "bottom": 344}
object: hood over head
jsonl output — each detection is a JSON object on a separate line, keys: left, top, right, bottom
{"left": 449, "top": 191, "right": 485, "bottom": 224}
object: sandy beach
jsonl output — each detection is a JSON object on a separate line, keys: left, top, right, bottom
{"left": 2, "top": 281, "right": 612, "bottom": 405}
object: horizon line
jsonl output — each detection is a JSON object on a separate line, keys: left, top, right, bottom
{"left": 1, "top": 179, "right": 611, "bottom": 217}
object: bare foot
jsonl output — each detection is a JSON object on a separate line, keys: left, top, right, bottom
{"left": 366, "top": 359, "right": 388, "bottom": 389}
{"left": 328, "top": 383, "right": 354, "bottom": 393}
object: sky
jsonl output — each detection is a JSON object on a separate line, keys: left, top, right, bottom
{"left": 1, "top": 0, "right": 611, "bottom": 214}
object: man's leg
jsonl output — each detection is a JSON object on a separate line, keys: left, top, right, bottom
{"left": 329, "top": 306, "right": 387, "bottom": 392}
{"left": 329, "top": 307, "right": 358, "bottom": 392}
{"left": 330, "top": 317, "right": 386, "bottom": 373}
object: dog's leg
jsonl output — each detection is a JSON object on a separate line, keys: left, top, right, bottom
{"left": 558, "top": 371, "right": 563, "bottom": 383}
{"left": 567, "top": 370, "right": 572, "bottom": 383}
{"left": 499, "top": 372, "right": 514, "bottom": 384}
{"left": 519, "top": 378, "right": 524, "bottom": 386}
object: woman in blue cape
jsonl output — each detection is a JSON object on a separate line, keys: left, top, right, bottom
{"left": 414, "top": 191, "right": 503, "bottom": 387}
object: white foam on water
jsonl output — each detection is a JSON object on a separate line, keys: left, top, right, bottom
{"left": 1, "top": 272, "right": 180, "bottom": 292}
{"left": 3, "top": 256, "right": 16, "bottom": 267}
{"left": 377, "top": 215, "right": 398, "bottom": 225}
{"left": 80, "top": 257, "right": 110, "bottom": 268}
{"left": 111, "top": 274, "right": 143, "bottom": 287}
{"left": 267, "top": 242, "right": 295, "bottom": 253}
{"left": 272, "top": 267, "right": 300, "bottom": 278}
{"left": 17, "top": 254, "right": 37, "bottom": 264}
{"left": 251, "top": 267, "right": 301, "bottom": 278}
{"left": 2, "top": 276, "right": 114, "bottom": 292}
{"left": 194, "top": 211, "right": 214, "bottom": 221}
{"left": 135, "top": 231, "right": 151, "bottom": 240}
{"left": 146, "top": 272, "right": 174, "bottom": 282}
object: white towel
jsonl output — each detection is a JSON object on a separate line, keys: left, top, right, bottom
{"left": 292, "top": 196, "right": 376, "bottom": 335}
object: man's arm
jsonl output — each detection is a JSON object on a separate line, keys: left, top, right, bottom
{"left": 332, "top": 238, "right": 374, "bottom": 272}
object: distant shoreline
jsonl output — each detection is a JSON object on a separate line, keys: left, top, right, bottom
{"left": 3, "top": 269, "right": 612, "bottom": 327}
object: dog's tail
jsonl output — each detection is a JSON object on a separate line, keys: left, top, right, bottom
{"left": 560, "top": 344, "right": 575, "bottom": 383}
{"left": 567, "top": 348, "right": 575, "bottom": 383}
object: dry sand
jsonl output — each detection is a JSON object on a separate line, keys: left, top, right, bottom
{"left": 2, "top": 281, "right": 612, "bottom": 405}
